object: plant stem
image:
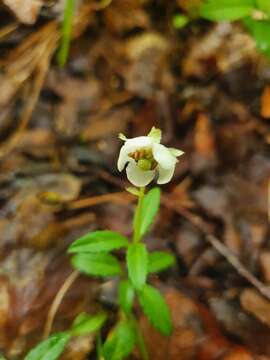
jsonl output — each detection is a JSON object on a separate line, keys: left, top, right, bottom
{"left": 96, "top": 331, "right": 104, "bottom": 360}
{"left": 130, "top": 314, "right": 148, "bottom": 360}
{"left": 133, "top": 187, "right": 145, "bottom": 243}
{"left": 57, "top": 0, "right": 76, "bottom": 66}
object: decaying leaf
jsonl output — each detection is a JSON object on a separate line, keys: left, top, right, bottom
{"left": 241, "top": 289, "right": 270, "bottom": 328}
{"left": 3, "top": 0, "right": 43, "bottom": 24}
{"left": 260, "top": 85, "right": 270, "bottom": 119}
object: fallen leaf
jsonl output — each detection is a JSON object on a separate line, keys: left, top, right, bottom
{"left": 260, "top": 251, "right": 270, "bottom": 284}
{"left": 3, "top": 0, "right": 43, "bottom": 24}
{"left": 222, "top": 347, "right": 253, "bottom": 360}
{"left": 240, "top": 289, "right": 270, "bottom": 327}
{"left": 261, "top": 86, "right": 270, "bottom": 119}
{"left": 103, "top": 0, "right": 149, "bottom": 33}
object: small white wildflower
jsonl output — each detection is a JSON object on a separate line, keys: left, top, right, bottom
{"left": 117, "top": 127, "right": 184, "bottom": 187}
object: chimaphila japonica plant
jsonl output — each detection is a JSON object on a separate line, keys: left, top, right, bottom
{"left": 21, "top": 127, "right": 183, "bottom": 360}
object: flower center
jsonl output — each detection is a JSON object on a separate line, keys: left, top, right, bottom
{"left": 128, "top": 148, "right": 157, "bottom": 171}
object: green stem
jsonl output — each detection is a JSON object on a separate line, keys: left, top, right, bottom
{"left": 96, "top": 331, "right": 104, "bottom": 360}
{"left": 133, "top": 187, "right": 145, "bottom": 243}
{"left": 130, "top": 314, "right": 148, "bottom": 360}
{"left": 57, "top": 0, "right": 76, "bottom": 66}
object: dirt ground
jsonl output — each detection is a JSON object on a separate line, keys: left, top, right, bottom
{"left": 0, "top": 0, "right": 269, "bottom": 359}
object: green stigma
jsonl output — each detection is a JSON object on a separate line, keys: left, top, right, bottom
{"left": 137, "top": 159, "right": 152, "bottom": 171}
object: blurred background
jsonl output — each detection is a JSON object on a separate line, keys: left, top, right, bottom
{"left": 0, "top": 0, "right": 269, "bottom": 359}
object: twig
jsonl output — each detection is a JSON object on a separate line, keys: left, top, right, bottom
{"left": 206, "top": 234, "right": 270, "bottom": 300}
{"left": 68, "top": 191, "right": 133, "bottom": 210}
{"left": 162, "top": 195, "right": 270, "bottom": 301}
{"left": 43, "top": 270, "right": 79, "bottom": 339}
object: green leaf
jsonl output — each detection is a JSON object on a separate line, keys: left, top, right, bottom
{"left": 71, "top": 253, "right": 122, "bottom": 277}
{"left": 200, "top": 0, "right": 255, "bottom": 21}
{"left": 139, "top": 187, "right": 160, "bottom": 237}
{"left": 103, "top": 320, "right": 136, "bottom": 360}
{"left": 118, "top": 280, "right": 135, "bottom": 314}
{"left": 70, "top": 312, "right": 107, "bottom": 337}
{"left": 138, "top": 285, "right": 172, "bottom": 336}
{"left": 24, "top": 333, "right": 70, "bottom": 360}
{"left": 0, "top": 356, "right": 6, "bottom": 360}
{"left": 244, "top": 17, "right": 270, "bottom": 58}
{"left": 127, "top": 243, "right": 148, "bottom": 290}
{"left": 172, "top": 14, "right": 189, "bottom": 29}
{"left": 148, "top": 251, "right": 175, "bottom": 273}
{"left": 57, "top": 0, "right": 76, "bottom": 66}
{"left": 256, "top": 0, "right": 270, "bottom": 14}
{"left": 68, "top": 231, "right": 129, "bottom": 254}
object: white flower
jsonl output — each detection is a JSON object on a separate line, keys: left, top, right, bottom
{"left": 117, "top": 127, "right": 184, "bottom": 187}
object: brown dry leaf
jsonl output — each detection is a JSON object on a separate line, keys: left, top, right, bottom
{"left": 103, "top": 0, "right": 149, "bottom": 33}
{"left": 240, "top": 289, "right": 270, "bottom": 327}
{"left": 223, "top": 218, "right": 242, "bottom": 254}
{"left": 16, "top": 129, "right": 56, "bottom": 158}
{"left": 182, "top": 23, "right": 256, "bottom": 77}
{"left": 260, "top": 251, "right": 270, "bottom": 284}
{"left": 3, "top": 0, "right": 43, "bottom": 24}
{"left": 260, "top": 86, "right": 270, "bottom": 119}
{"left": 82, "top": 107, "right": 131, "bottom": 142}
{"left": 192, "top": 113, "right": 217, "bottom": 171}
{"left": 50, "top": 75, "right": 101, "bottom": 139}
{"left": 194, "top": 113, "right": 216, "bottom": 156}
{"left": 36, "top": 173, "right": 82, "bottom": 203}
{"left": 124, "top": 32, "right": 171, "bottom": 97}
{"left": 222, "top": 347, "right": 253, "bottom": 360}
{"left": 193, "top": 186, "right": 228, "bottom": 218}
{"left": 0, "top": 279, "right": 10, "bottom": 328}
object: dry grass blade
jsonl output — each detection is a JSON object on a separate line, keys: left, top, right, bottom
{"left": 68, "top": 192, "right": 133, "bottom": 210}
{"left": 0, "top": 22, "right": 18, "bottom": 39}
{"left": 43, "top": 270, "right": 80, "bottom": 339}
{"left": 0, "top": 23, "right": 59, "bottom": 159}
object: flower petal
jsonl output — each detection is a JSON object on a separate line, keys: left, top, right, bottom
{"left": 126, "top": 160, "right": 155, "bottom": 187}
{"left": 147, "top": 127, "right": 161, "bottom": 143}
{"left": 117, "top": 136, "right": 153, "bottom": 171}
{"left": 157, "top": 164, "right": 175, "bottom": 184}
{"left": 169, "top": 148, "right": 184, "bottom": 157}
{"left": 153, "top": 143, "right": 177, "bottom": 170}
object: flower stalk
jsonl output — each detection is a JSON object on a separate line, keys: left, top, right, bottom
{"left": 133, "top": 187, "right": 145, "bottom": 243}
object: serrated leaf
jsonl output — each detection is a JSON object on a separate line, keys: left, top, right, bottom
{"left": 148, "top": 251, "right": 175, "bottom": 273}
{"left": 71, "top": 253, "right": 122, "bottom": 277}
{"left": 138, "top": 285, "right": 172, "bottom": 336}
{"left": 127, "top": 243, "right": 148, "bottom": 290}
{"left": 103, "top": 320, "right": 136, "bottom": 360}
{"left": 68, "top": 230, "right": 129, "bottom": 254}
{"left": 200, "top": 0, "right": 255, "bottom": 21}
{"left": 24, "top": 333, "right": 70, "bottom": 360}
{"left": 118, "top": 280, "right": 135, "bottom": 314}
{"left": 139, "top": 187, "right": 160, "bottom": 237}
{"left": 71, "top": 312, "right": 107, "bottom": 336}
{"left": 244, "top": 17, "right": 270, "bottom": 58}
